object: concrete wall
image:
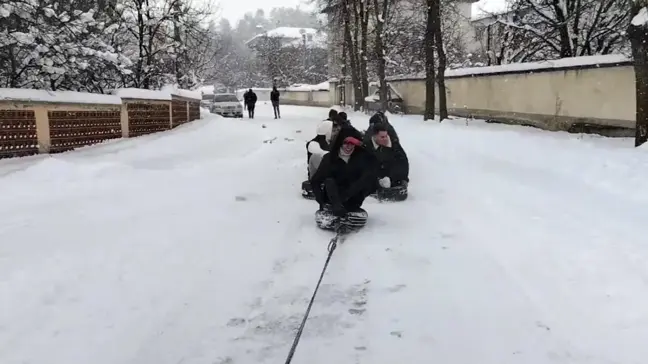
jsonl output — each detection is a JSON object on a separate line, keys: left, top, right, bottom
{"left": 321, "top": 55, "right": 634, "bottom": 136}
{"left": 387, "top": 56, "right": 634, "bottom": 135}
{"left": 280, "top": 90, "right": 330, "bottom": 107}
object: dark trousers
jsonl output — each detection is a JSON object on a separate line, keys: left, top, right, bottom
{"left": 247, "top": 104, "right": 255, "bottom": 118}
{"left": 322, "top": 178, "right": 370, "bottom": 211}
{"left": 272, "top": 101, "right": 280, "bottom": 118}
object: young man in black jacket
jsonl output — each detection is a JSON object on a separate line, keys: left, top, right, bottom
{"left": 365, "top": 123, "right": 409, "bottom": 188}
{"left": 309, "top": 126, "right": 378, "bottom": 230}
{"left": 270, "top": 86, "right": 280, "bottom": 119}
{"left": 243, "top": 89, "right": 257, "bottom": 118}
{"left": 363, "top": 111, "right": 399, "bottom": 145}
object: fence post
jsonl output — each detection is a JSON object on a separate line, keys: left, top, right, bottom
{"left": 120, "top": 103, "right": 129, "bottom": 137}
{"left": 34, "top": 107, "right": 50, "bottom": 153}
{"left": 168, "top": 100, "right": 173, "bottom": 129}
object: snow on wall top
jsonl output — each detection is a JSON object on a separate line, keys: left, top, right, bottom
{"left": 387, "top": 54, "right": 630, "bottom": 81}
{"left": 0, "top": 88, "right": 122, "bottom": 105}
{"left": 114, "top": 88, "right": 171, "bottom": 101}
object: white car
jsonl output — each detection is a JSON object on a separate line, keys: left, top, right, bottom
{"left": 210, "top": 93, "right": 243, "bottom": 118}
{"left": 200, "top": 93, "right": 214, "bottom": 109}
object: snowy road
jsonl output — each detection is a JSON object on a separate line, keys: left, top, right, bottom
{"left": 1, "top": 103, "right": 647, "bottom": 364}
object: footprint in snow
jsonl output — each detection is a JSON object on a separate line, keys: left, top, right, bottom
{"left": 227, "top": 317, "right": 247, "bottom": 327}
{"left": 387, "top": 284, "right": 406, "bottom": 293}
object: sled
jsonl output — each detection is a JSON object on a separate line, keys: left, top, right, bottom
{"left": 301, "top": 180, "right": 315, "bottom": 199}
{"left": 315, "top": 207, "right": 368, "bottom": 231}
{"left": 371, "top": 183, "right": 408, "bottom": 202}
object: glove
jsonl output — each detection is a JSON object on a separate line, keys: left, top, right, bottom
{"left": 378, "top": 176, "right": 391, "bottom": 188}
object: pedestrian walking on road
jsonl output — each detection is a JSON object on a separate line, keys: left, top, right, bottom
{"left": 270, "top": 86, "right": 280, "bottom": 119}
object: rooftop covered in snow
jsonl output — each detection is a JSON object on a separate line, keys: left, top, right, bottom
{"left": 245, "top": 27, "right": 327, "bottom": 49}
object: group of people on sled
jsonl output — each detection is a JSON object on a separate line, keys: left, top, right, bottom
{"left": 302, "top": 109, "right": 409, "bottom": 232}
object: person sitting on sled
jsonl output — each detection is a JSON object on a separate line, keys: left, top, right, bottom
{"left": 307, "top": 120, "right": 333, "bottom": 178}
{"left": 363, "top": 111, "right": 399, "bottom": 145}
{"left": 330, "top": 111, "right": 363, "bottom": 147}
{"left": 365, "top": 123, "right": 409, "bottom": 190}
{"left": 310, "top": 126, "right": 378, "bottom": 230}
{"left": 326, "top": 109, "right": 338, "bottom": 122}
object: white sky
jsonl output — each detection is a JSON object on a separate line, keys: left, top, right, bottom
{"left": 200, "top": 0, "right": 505, "bottom": 25}
{"left": 202, "top": 0, "right": 314, "bottom": 24}
{"left": 471, "top": 0, "right": 509, "bottom": 19}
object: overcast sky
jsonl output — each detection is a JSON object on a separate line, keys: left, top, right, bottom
{"left": 203, "top": 0, "right": 505, "bottom": 25}
{"left": 204, "top": 0, "right": 314, "bottom": 25}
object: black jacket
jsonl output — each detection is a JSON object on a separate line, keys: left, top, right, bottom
{"left": 270, "top": 89, "right": 280, "bottom": 102}
{"left": 365, "top": 139, "right": 409, "bottom": 183}
{"left": 243, "top": 91, "right": 257, "bottom": 105}
{"left": 364, "top": 113, "right": 399, "bottom": 145}
{"left": 310, "top": 127, "right": 378, "bottom": 209}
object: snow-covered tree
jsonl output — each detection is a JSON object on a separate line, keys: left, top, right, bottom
{"left": 490, "top": 0, "right": 630, "bottom": 62}
{"left": 0, "top": 0, "right": 131, "bottom": 90}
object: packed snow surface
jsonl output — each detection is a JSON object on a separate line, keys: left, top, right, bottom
{"left": 1, "top": 104, "right": 648, "bottom": 364}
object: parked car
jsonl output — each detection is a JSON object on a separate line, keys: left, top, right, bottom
{"left": 200, "top": 93, "right": 214, "bottom": 108}
{"left": 364, "top": 84, "right": 405, "bottom": 114}
{"left": 210, "top": 93, "right": 243, "bottom": 118}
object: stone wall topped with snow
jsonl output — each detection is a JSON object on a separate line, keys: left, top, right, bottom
{"left": 0, "top": 88, "right": 202, "bottom": 159}
{"left": 332, "top": 54, "right": 636, "bottom": 136}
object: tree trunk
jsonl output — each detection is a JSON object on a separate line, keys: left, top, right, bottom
{"left": 372, "top": 0, "right": 389, "bottom": 113}
{"left": 360, "top": 1, "right": 369, "bottom": 101}
{"left": 172, "top": 0, "right": 184, "bottom": 87}
{"left": 343, "top": 0, "right": 363, "bottom": 110}
{"left": 629, "top": 2, "right": 648, "bottom": 147}
{"left": 432, "top": 0, "right": 447, "bottom": 121}
{"left": 423, "top": 0, "right": 436, "bottom": 120}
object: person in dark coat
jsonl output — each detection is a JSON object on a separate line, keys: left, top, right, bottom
{"left": 270, "top": 86, "right": 280, "bottom": 119}
{"left": 331, "top": 112, "right": 363, "bottom": 147}
{"left": 310, "top": 126, "right": 378, "bottom": 230}
{"left": 363, "top": 111, "right": 399, "bottom": 145}
{"left": 365, "top": 123, "right": 409, "bottom": 189}
{"left": 243, "top": 88, "right": 257, "bottom": 118}
{"left": 326, "top": 109, "right": 338, "bottom": 121}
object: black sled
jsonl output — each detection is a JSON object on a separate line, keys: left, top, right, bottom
{"left": 315, "top": 206, "right": 368, "bottom": 232}
{"left": 371, "top": 181, "right": 408, "bottom": 202}
{"left": 301, "top": 180, "right": 315, "bottom": 199}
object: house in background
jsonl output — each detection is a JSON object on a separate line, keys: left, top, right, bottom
{"left": 245, "top": 27, "right": 329, "bottom": 86}
{"left": 245, "top": 27, "right": 327, "bottom": 50}
{"left": 470, "top": 0, "right": 539, "bottom": 65}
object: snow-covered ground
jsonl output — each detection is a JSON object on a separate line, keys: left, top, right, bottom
{"left": 1, "top": 103, "right": 648, "bottom": 364}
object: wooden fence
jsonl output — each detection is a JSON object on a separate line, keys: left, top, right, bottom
{"left": 0, "top": 88, "right": 201, "bottom": 159}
